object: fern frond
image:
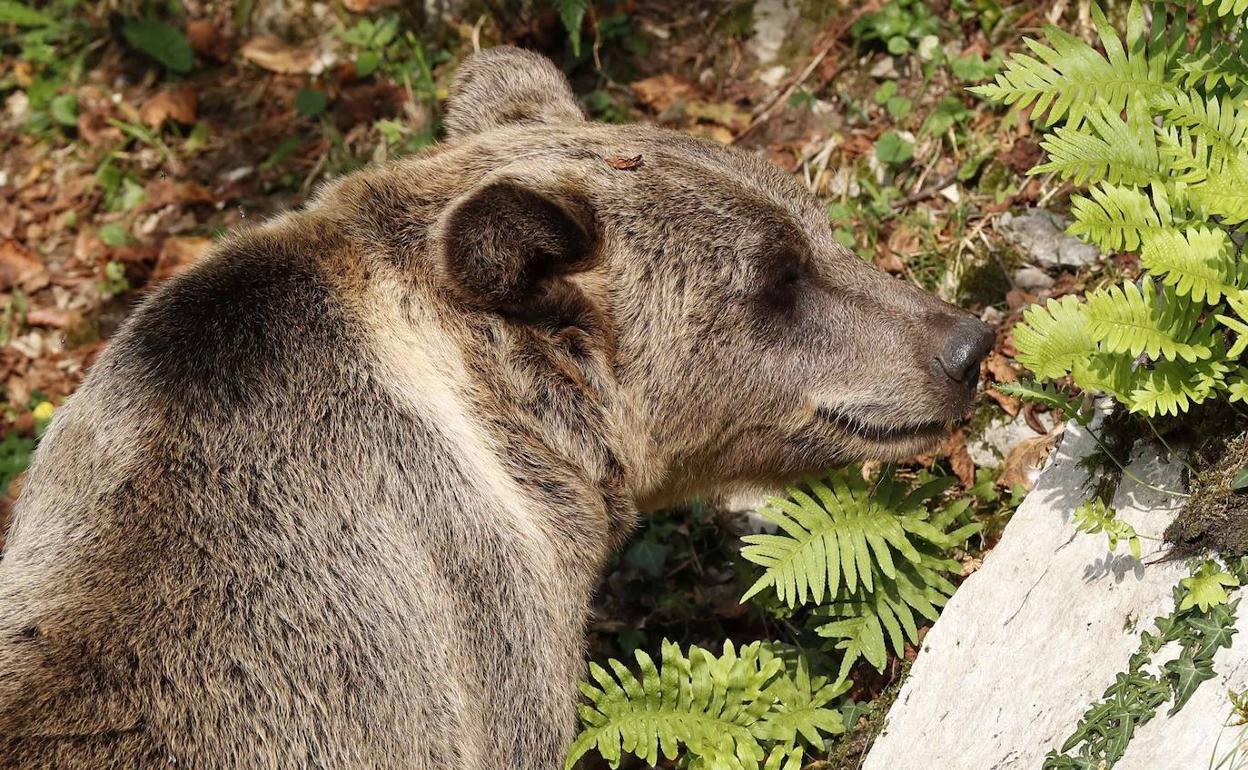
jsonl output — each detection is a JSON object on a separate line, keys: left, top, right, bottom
{"left": 1128, "top": 355, "right": 1232, "bottom": 416}
{"left": 1199, "top": 0, "right": 1248, "bottom": 17}
{"left": 995, "top": 378, "right": 1085, "bottom": 416}
{"left": 1154, "top": 92, "right": 1248, "bottom": 172}
{"left": 1216, "top": 313, "right": 1248, "bottom": 358}
{"left": 1140, "top": 226, "right": 1245, "bottom": 303}
{"left": 1084, "top": 278, "right": 1213, "bottom": 362}
{"left": 756, "top": 656, "right": 848, "bottom": 746}
{"left": 970, "top": 3, "right": 1173, "bottom": 126}
{"left": 1068, "top": 182, "right": 1178, "bottom": 251}
{"left": 1070, "top": 352, "right": 1137, "bottom": 403}
{"left": 1032, "top": 100, "right": 1163, "bottom": 185}
{"left": 1227, "top": 369, "right": 1248, "bottom": 403}
{"left": 1013, "top": 295, "right": 1098, "bottom": 379}
{"left": 815, "top": 552, "right": 964, "bottom": 681}
{"left": 1190, "top": 154, "right": 1248, "bottom": 224}
{"left": 566, "top": 640, "right": 779, "bottom": 770}
{"left": 739, "top": 469, "right": 969, "bottom": 608}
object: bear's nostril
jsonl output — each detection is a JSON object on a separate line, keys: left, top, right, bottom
{"left": 937, "top": 317, "right": 995, "bottom": 384}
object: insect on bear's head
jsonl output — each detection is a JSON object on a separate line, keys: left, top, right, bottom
{"left": 436, "top": 47, "right": 994, "bottom": 508}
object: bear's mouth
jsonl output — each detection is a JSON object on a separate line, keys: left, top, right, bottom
{"left": 814, "top": 406, "right": 949, "bottom": 443}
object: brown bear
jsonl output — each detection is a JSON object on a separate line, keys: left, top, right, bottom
{"left": 0, "top": 47, "right": 992, "bottom": 769}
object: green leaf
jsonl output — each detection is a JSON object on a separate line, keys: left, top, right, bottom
{"left": 566, "top": 640, "right": 778, "bottom": 770}
{"left": 99, "top": 223, "right": 131, "bottom": 247}
{"left": 1013, "top": 295, "right": 1098, "bottom": 380}
{"left": 122, "top": 18, "right": 194, "bottom": 74}
{"left": 1084, "top": 278, "right": 1211, "bottom": 363}
{"left": 356, "top": 50, "right": 381, "bottom": 77}
{"left": 1179, "top": 561, "right": 1239, "bottom": 613}
{"left": 1233, "top": 465, "right": 1248, "bottom": 491}
{"left": 874, "top": 131, "right": 913, "bottom": 165}
{"left": 1163, "top": 652, "right": 1215, "bottom": 714}
{"left": 295, "top": 88, "right": 328, "bottom": 118}
{"left": 49, "top": 93, "right": 77, "bottom": 127}
{"left": 0, "top": 0, "right": 54, "bottom": 26}
{"left": 553, "top": 0, "right": 588, "bottom": 57}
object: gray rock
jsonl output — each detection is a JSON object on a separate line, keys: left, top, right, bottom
{"left": 998, "top": 209, "right": 1102, "bottom": 270}
{"left": 966, "top": 411, "right": 1056, "bottom": 470}
{"left": 863, "top": 421, "right": 1243, "bottom": 769}
{"left": 1012, "top": 265, "right": 1056, "bottom": 292}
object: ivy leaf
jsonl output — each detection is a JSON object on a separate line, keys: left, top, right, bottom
{"left": 1179, "top": 561, "right": 1239, "bottom": 612}
{"left": 1163, "top": 652, "right": 1216, "bottom": 714}
{"left": 122, "top": 18, "right": 194, "bottom": 74}
{"left": 1188, "top": 607, "right": 1238, "bottom": 660}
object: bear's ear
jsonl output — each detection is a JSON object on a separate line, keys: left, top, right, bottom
{"left": 440, "top": 178, "right": 598, "bottom": 320}
{"left": 444, "top": 46, "right": 584, "bottom": 140}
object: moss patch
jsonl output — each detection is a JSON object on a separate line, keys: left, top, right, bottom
{"left": 1167, "top": 428, "right": 1248, "bottom": 556}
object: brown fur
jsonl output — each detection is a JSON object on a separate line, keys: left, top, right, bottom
{"left": 0, "top": 47, "right": 989, "bottom": 769}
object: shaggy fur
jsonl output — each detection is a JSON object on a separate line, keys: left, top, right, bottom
{"left": 0, "top": 47, "right": 990, "bottom": 769}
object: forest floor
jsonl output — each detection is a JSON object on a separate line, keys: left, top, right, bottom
{"left": 0, "top": 0, "right": 1137, "bottom": 765}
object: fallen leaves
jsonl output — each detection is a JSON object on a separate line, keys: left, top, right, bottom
{"left": 0, "top": 240, "right": 49, "bottom": 293}
{"left": 942, "top": 428, "right": 977, "bottom": 487}
{"left": 240, "top": 36, "right": 317, "bottom": 74}
{"left": 141, "top": 87, "right": 198, "bottom": 128}
{"left": 631, "top": 74, "right": 696, "bottom": 113}
{"left": 153, "top": 236, "right": 213, "bottom": 282}
{"left": 998, "top": 428, "right": 1063, "bottom": 492}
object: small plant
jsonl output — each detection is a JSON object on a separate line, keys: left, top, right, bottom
{"left": 565, "top": 640, "right": 846, "bottom": 770}
{"left": 973, "top": 1, "right": 1248, "bottom": 418}
{"left": 1074, "top": 499, "right": 1143, "bottom": 559}
{"left": 741, "top": 468, "right": 978, "bottom": 682}
{"left": 1048, "top": 558, "right": 1244, "bottom": 769}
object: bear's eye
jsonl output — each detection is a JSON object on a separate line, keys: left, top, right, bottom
{"left": 757, "top": 251, "right": 807, "bottom": 317}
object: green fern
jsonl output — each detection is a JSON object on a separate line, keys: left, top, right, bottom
{"left": 740, "top": 470, "right": 976, "bottom": 608}
{"left": 1084, "top": 278, "right": 1213, "bottom": 362}
{"left": 1032, "top": 100, "right": 1162, "bottom": 185}
{"left": 996, "top": 378, "right": 1090, "bottom": 423}
{"left": 976, "top": 0, "right": 1248, "bottom": 418}
{"left": 1140, "top": 226, "right": 1244, "bottom": 303}
{"left": 740, "top": 467, "right": 976, "bottom": 681}
{"left": 566, "top": 641, "right": 845, "bottom": 770}
{"left": 968, "top": 4, "right": 1173, "bottom": 127}
{"left": 1067, "top": 183, "right": 1173, "bottom": 252}
{"left": 1013, "top": 295, "right": 1098, "bottom": 379}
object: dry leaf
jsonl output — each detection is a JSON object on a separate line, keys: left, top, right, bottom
{"left": 984, "top": 351, "right": 1018, "bottom": 384}
{"left": 986, "top": 387, "right": 1022, "bottom": 417}
{"left": 942, "top": 428, "right": 976, "bottom": 487}
{"left": 685, "top": 123, "right": 735, "bottom": 144}
{"left": 0, "top": 240, "right": 49, "bottom": 293}
{"left": 240, "top": 36, "right": 316, "bottom": 74}
{"left": 25, "top": 307, "right": 78, "bottom": 328}
{"left": 186, "top": 19, "right": 230, "bottom": 61}
{"left": 343, "top": 0, "right": 397, "bottom": 11}
{"left": 873, "top": 252, "right": 905, "bottom": 274}
{"left": 630, "top": 73, "right": 695, "bottom": 113}
{"left": 141, "top": 88, "right": 198, "bottom": 128}
{"left": 153, "top": 236, "right": 213, "bottom": 282}
{"left": 606, "top": 154, "right": 644, "bottom": 170}
{"left": 999, "top": 431, "right": 1060, "bottom": 492}
{"left": 686, "top": 100, "right": 751, "bottom": 131}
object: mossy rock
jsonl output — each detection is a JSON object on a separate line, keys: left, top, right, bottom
{"left": 1166, "top": 429, "right": 1248, "bottom": 556}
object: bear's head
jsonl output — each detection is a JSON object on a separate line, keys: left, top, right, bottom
{"left": 431, "top": 47, "right": 993, "bottom": 509}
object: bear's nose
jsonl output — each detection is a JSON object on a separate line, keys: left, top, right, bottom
{"left": 937, "top": 317, "right": 995, "bottom": 384}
